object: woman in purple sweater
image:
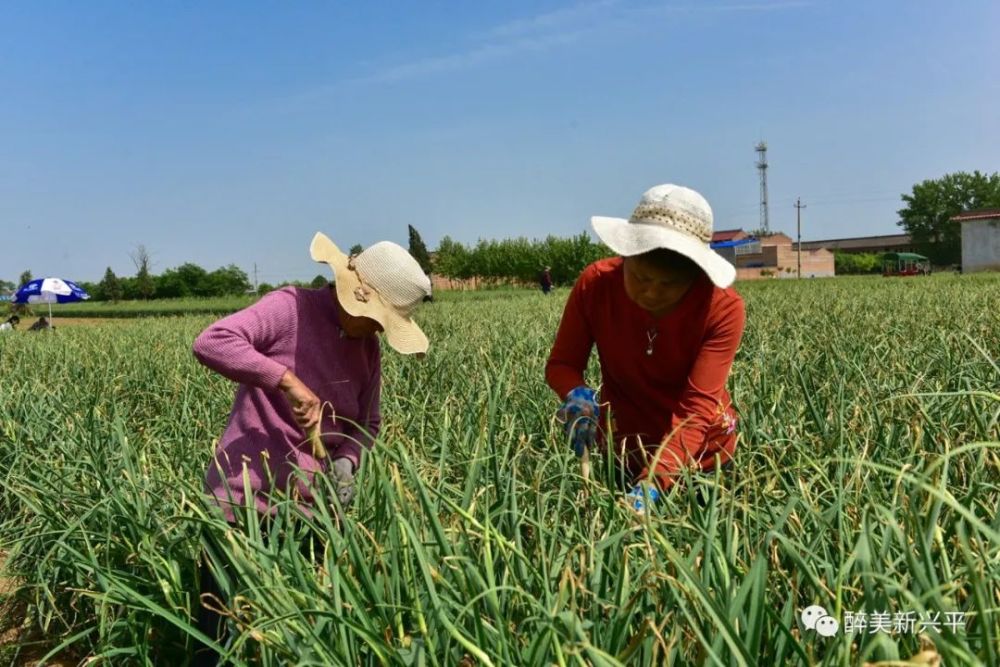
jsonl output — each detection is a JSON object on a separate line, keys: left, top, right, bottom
{"left": 191, "top": 232, "right": 431, "bottom": 663}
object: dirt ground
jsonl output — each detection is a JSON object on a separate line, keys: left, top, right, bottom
{"left": 0, "top": 552, "right": 77, "bottom": 667}
{"left": 9, "top": 317, "right": 121, "bottom": 330}
{"left": 48, "top": 318, "right": 114, "bottom": 328}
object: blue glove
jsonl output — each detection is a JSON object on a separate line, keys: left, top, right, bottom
{"left": 626, "top": 484, "right": 660, "bottom": 514}
{"left": 557, "top": 385, "right": 599, "bottom": 456}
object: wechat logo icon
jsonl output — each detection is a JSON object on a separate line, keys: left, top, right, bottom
{"left": 801, "top": 605, "right": 839, "bottom": 637}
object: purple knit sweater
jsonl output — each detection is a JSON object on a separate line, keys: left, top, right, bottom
{"left": 192, "top": 286, "right": 381, "bottom": 520}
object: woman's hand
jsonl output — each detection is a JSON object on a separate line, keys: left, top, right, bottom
{"left": 328, "top": 457, "right": 356, "bottom": 510}
{"left": 625, "top": 484, "right": 660, "bottom": 514}
{"left": 556, "top": 385, "right": 600, "bottom": 456}
{"left": 279, "top": 370, "right": 321, "bottom": 432}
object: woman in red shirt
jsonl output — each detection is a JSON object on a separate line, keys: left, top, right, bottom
{"left": 546, "top": 184, "right": 745, "bottom": 510}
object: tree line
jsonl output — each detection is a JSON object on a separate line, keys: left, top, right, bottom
{"left": 79, "top": 263, "right": 259, "bottom": 301}
{"left": 3, "top": 264, "right": 303, "bottom": 303}
{"left": 431, "top": 233, "right": 612, "bottom": 286}
{"left": 4, "top": 169, "right": 995, "bottom": 300}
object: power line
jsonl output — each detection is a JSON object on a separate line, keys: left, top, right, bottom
{"left": 716, "top": 191, "right": 900, "bottom": 219}
{"left": 805, "top": 195, "right": 900, "bottom": 207}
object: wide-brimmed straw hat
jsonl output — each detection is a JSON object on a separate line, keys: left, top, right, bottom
{"left": 310, "top": 232, "right": 432, "bottom": 355}
{"left": 591, "top": 184, "right": 736, "bottom": 288}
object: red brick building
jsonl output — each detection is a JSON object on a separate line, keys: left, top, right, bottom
{"left": 713, "top": 231, "right": 835, "bottom": 279}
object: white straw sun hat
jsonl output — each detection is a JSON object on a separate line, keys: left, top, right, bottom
{"left": 591, "top": 184, "right": 736, "bottom": 288}
{"left": 310, "top": 232, "right": 432, "bottom": 355}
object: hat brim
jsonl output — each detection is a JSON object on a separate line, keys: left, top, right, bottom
{"left": 310, "top": 232, "right": 429, "bottom": 355}
{"left": 591, "top": 216, "right": 736, "bottom": 288}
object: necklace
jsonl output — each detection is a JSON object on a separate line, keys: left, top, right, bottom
{"left": 646, "top": 326, "right": 657, "bottom": 356}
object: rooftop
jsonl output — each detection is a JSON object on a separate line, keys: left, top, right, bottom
{"left": 951, "top": 208, "right": 1000, "bottom": 222}
{"left": 759, "top": 232, "right": 793, "bottom": 246}
{"left": 798, "top": 233, "right": 912, "bottom": 251}
{"left": 711, "top": 229, "right": 747, "bottom": 243}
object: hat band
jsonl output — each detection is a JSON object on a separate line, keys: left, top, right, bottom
{"left": 346, "top": 257, "right": 380, "bottom": 307}
{"left": 347, "top": 256, "right": 418, "bottom": 318}
{"left": 629, "top": 204, "right": 712, "bottom": 243}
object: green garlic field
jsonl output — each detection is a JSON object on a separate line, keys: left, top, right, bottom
{"left": 1, "top": 274, "right": 998, "bottom": 666}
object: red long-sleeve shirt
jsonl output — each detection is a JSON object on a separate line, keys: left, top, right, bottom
{"left": 545, "top": 257, "right": 745, "bottom": 487}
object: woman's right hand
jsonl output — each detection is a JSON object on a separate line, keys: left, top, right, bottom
{"left": 279, "top": 370, "right": 321, "bottom": 432}
{"left": 557, "top": 385, "right": 600, "bottom": 456}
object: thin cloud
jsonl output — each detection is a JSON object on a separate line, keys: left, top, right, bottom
{"left": 230, "top": 0, "right": 817, "bottom": 111}
{"left": 357, "top": 0, "right": 618, "bottom": 85}
{"left": 706, "top": 1, "right": 812, "bottom": 10}
{"left": 365, "top": 30, "right": 590, "bottom": 84}
{"left": 484, "top": 0, "right": 621, "bottom": 39}
{"left": 354, "top": 0, "right": 811, "bottom": 84}
{"left": 641, "top": 0, "right": 812, "bottom": 14}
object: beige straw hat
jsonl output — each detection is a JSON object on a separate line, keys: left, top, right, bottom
{"left": 591, "top": 184, "right": 736, "bottom": 288}
{"left": 310, "top": 232, "right": 432, "bottom": 355}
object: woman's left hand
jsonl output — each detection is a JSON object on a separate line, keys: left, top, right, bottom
{"left": 328, "top": 457, "right": 356, "bottom": 509}
{"left": 625, "top": 484, "right": 660, "bottom": 514}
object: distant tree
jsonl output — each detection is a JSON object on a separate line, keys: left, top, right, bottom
{"left": 433, "top": 236, "right": 471, "bottom": 280}
{"left": 79, "top": 281, "right": 100, "bottom": 299}
{"left": 408, "top": 225, "right": 432, "bottom": 275}
{"left": 130, "top": 245, "right": 155, "bottom": 299}
{"left": 11, "top": 272, "right": 33, "bottom": 314}
{"left": 154, "top": 270, "right": 181, "bottom": 298}
{"left": 898, "top": 171, "right": 1000, "bottom": 265}
{"left": 156, "top": 264, "right": 203, "bottom": 298}
{"left": 119, "top": 276, "right": 139, "bottom": 300}
{"left": 99, "top": 267, "right": 123, "bottom": 302}
{"left": 310, "top": 274, "right": 329, "bottom": 289}
{"left": 155, "top": 262, "right": 249, "bottom": 297}
{"left": 349, "top": 244, "right": 364, "bottom": 256}
{"left": 206, "top": 265, "right": 252, "bottom": 296}
{"left": 257, "top": 282, "right": 275, "bottom": 295}
{"left": 0, "top": 279, "right": 14, "bottom": 294}
{"left": 834, "top": 252, "right": 881, "bottom": 275}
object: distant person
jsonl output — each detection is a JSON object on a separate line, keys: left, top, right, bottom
{"left": 0, "top": 315, "right": 19, "bottom": 331}
{"left": 190, "top": 232, "right": 432, "bottom": 665}
{"left": 28, "top": 316, "right": 50, "bottom": 332}
{"left": 546, "top": 184, "right": 745, "bottom": 513}
{"left": 539, "top": 266, "right": 553, "bottom": 295}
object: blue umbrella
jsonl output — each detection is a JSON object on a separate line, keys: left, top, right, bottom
{"left": 13, "top": 277, "right": 90, "bottom": 326}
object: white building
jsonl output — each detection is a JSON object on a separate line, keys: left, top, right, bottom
{"left": 951, "top": 208, "right": 1000, "bottom": 273}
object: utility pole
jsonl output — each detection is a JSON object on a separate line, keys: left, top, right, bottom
{"left": 794, "top": 198, "right": 806, "bottom": 279}
{"left": 253, "top": 263, "right": 259, "bottom": 292}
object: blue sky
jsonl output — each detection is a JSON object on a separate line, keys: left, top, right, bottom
{"left": 2, "top": 1, "right": 998, "bottom": 285}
